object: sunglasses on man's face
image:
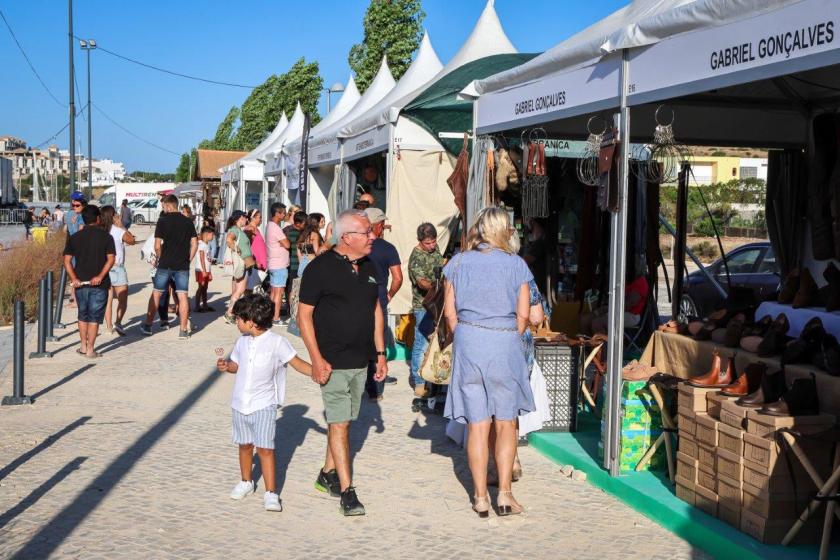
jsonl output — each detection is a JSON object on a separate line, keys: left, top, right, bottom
{"left": 72, "top": 203, "right": 82, "bottom": 208}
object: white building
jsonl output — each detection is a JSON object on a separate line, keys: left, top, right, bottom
{"left": 738, "top": 157, "right": 768, "bottom": 182}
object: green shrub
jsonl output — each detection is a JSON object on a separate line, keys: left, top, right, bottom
{"left": 690, "top": 240, "right": 719, "bottom": 261}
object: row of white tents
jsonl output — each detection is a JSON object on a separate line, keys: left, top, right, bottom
{"left": 218, "top": 0, "right": 840, "bottom": 476}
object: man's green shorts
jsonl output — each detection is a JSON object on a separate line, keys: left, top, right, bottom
{"left": 321, "top": 367, "right": 367, "bottom": 424}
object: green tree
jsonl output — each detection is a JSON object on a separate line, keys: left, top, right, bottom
{"left": 348, "top": 0, "right": 425, "bottom": 93}
{"left": 235, "top": 58, "right": 323, "bottom": 149}
{"left": 175, "top": 152, "right": 191, "bottom": 182}
{"left": 199, "top": 106, "right": 241, "bottom": 151}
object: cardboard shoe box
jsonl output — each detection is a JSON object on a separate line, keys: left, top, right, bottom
{"left": 716, "top": 448, "right": 744, "bottom": 482}
{"left": 718, "top": 502, "right": 741, "bottom": 528}
{"left": 740, "top": 507, "right": 821, "bottom": 544}
{"left": 745, "top": 410, "right": 835, "bottom": 439}
{"left": 717, "top": 422, "right": 745, "bottom": 456}
{"left": 678, "top": 384, "right": 717, "bottom": 412}
{"left": 675, "top": 475, "right": 696, "bottom": 506}
{"left": 697, "top": 442, "right": 716, "bottom": 471}
{"left": 719, "top": 399, "right": 750, "bottom": 430}
{"left": 695, "top": 413, "right": 719, "bottom": 446}
{"left": 679, "top": 435, "right": 698, "bottom": 460}
{"left": 717, "top": 473, "right": 743, "bottom": 510}
{"left": 706, "top": 391, "right": 735, "bottom": 420}
{"left": 697, "top": 462, "right": 717, "bottom": 493}
{"left": 676, "top": 451, "right": 698, "bottom": 483}
{"left": 678, "top": 406, "right": 696, "bottom": 438}
{"left": 695, "top": 483, "right": 719, "bottom": 517}
{"left": 742, "top": 481, "right": 807, "bottom": 519}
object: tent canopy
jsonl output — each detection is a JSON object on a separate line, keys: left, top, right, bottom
{"left": 403, "top": 53, "right": 537, "bottom": 154}
{"left": 263, "top": 103, "right": 306, "bottom": 177}
{"left": 474, "top": 0, "right": 799, "bottom": 95}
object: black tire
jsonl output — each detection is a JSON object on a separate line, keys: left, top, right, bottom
{"left": 133, "top": 214, "right": 145, "bottom": 225}
{"left": 679, "top": 294, "right": 699, "bottom": 322}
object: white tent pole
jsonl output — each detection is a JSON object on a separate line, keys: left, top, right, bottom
{"left": 238, "top": 168, "right": 245, "bottom": 212}
{"left": 604, "top": 48, "right": 631, "bottom": 477}
{"left": 261, "top": 175, "right": 269, "bottom": 236}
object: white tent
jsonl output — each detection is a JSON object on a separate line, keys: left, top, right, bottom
{"left": 220, "top": 112, "right": 288, "bottom": 219}
{"left": 261, "top": 103, "right": 307, "bottom": 211}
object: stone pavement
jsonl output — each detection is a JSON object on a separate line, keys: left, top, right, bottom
{"left": 0, "top": 238, "right": 708, "bottom": 559}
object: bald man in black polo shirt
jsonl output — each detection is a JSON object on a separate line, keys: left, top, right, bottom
{"left": 297, "top": 209, "right": 387, "bottom": 517}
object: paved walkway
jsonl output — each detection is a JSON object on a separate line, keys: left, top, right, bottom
{"left": 0, "top": 238, "right": 707, "bottom": 559}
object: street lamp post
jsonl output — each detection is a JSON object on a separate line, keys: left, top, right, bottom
{"left": 80, "top": 39, "right": 96, "bottom": 200}
{"left": 325, "top": 82, "right": 345, "bottom": 113}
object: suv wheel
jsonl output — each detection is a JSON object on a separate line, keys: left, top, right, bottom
{"left": 679, "top": 295, "right": 699, "bottom": 322}
{"left": 133, "top": 215, "right": 145, "bottom": 225}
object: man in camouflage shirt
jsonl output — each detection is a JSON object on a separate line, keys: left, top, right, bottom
{"left": 407, "top": 223, "right": 444, "bottom": 396}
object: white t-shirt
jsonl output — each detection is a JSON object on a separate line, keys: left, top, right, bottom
{"left": 109, "top": 224, "right": 126, "bottom": 267}
{"left": 229, "top": 331, "right": 296, "bottom": 414}
{"left": 195, "top": 240, "right": 210, "bottom": 272}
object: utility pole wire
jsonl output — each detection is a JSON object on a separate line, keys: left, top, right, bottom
{"left": 0, "top": 10, "right": 66, "bottom": 107}
{"left": 92, "top": 102, "right": 181, "bottom": 156}
{"left": 72, "top": 34, "right": 257, "bottom": 89}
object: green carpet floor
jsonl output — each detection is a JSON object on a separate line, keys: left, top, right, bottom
{"left": 530, "top": 413, "right": 823, "bottom": 560}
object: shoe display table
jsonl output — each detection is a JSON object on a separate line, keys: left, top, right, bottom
{"left": 639, "top": 331, "right": 840, "bottom": 416}
{"left": 755, "top": 301, "right": 840, "bottom": 340}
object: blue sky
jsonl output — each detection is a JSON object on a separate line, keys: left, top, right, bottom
{"left": 1, "top": 0, "right": 627, "bottom": 173}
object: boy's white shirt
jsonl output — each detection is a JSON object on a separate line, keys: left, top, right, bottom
{"left": 229, "top": 330, "right": 296, "bottom": 415}
{"left": 195, "top": 240, "right": 209, "bottom": 272}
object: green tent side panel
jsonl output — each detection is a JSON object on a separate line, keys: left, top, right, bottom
{"left": 402, "top": 53, "right": 538, "bottom": 155}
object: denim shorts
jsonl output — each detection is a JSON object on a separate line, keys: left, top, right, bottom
{"left": 152, "top": 268, "right": 189, "bottom": 294}
{"left": 231, "top": 405, "right": 277, "bottom": 449}
{"left": 108, "top": 264, "right": 128, "bottom": 287}
{"left": 76, "top": 286, "right": 108, "bottom": 324}
{"left": 269, "top": 268, "right": 288, "bottom": 288}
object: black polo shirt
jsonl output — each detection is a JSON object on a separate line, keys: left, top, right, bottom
{"left": 299, "top": 250, "right": 379, "bottom": 369}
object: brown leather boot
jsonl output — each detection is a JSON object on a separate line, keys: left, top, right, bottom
{"left": 792, "top": 268, "right": 817, "bottom": 309}
{"left": 778, "top": 269, "right": 799, "bottom": 304}
{"left": 721, "top": 362, "right": 767, "bottom": 396}
{"left": 688, "top": 351, "right": 734, "bottom": 388}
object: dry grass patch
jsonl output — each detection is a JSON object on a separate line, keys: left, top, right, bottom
{"left": 0, "top": 232, "right": 66, "bottom": 324}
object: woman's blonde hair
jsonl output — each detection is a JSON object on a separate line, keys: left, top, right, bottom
{"left": 466, "top": 206, "right": 516, "bottom": 254}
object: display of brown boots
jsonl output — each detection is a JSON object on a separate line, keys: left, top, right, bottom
{"left": 688, "top": 351, "right": 735, "bottom": 388}
{"left": 760, "top": 373, "right": 820, "bottom": 416}
{"left": 824, "top": 262, "right": 840, "bottom": 312}
{"left": 720, "top": 362, "right": 767, "bottom": 397}
{"left": 736, "top": 367, "right": 787, "bottom": 408}
{"left": 778, "top": 269, "right": 800, "bottom": 304}
{"left": 792, "top": 268, "right": 817, "bottom": 309}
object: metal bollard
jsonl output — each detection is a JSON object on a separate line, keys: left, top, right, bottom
{"left": 29, "top": 276, "right": 52, "bottom": 359}
{"left": 45, "top": 270, "right": 58, "bottom": 342}
{"left": 54, "top": 266, "right": 67, "bottom": 329}
{"left": 3, "top": 301, "right": 31, "bottom": 405}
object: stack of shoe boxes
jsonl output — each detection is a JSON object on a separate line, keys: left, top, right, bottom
{"left": 739, "top": 410, "right": 835, "bottom": 543}
{"left": 675, "top": 384, "right": 717, "bottom": 507}
{"left": 716, "top": 398, "right": 748, "bottom": 527}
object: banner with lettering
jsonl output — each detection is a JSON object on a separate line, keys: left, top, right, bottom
{"left": 298, "top": 113, "right": 311, "bottom": 210}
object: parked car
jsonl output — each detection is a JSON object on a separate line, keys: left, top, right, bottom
{"left": 680, "top": 242, "right": 780, "bottom": 319}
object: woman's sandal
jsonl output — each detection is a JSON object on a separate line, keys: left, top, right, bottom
{"left": 472, "top": 495, "right": 490, "bottom": 518}
{"left": 497, "top": 491, "right": 524, "bottom": 516}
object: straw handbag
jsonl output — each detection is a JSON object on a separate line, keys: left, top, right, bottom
{"left": 419, "top": 313, "right": 452, "bottom": 385}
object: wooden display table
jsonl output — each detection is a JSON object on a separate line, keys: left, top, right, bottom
{"left": 639, "top": 331, "right": 840, "bottom": 416}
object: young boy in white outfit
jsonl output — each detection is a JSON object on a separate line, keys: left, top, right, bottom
{"left": 216, "top": 293, "right": 312, "bottom": 511}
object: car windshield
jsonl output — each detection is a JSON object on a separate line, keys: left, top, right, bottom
{"left": 721, "top": 248, "right": 762, "bottom": 274}
{"left": 756, "top": 246, "right": 779, "bottom": 274}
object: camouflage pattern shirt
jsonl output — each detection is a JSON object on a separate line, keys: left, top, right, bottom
{"left": 408, "top": 246, "right": 444, "bottom": 311}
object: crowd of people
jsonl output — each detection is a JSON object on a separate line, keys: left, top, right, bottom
{"left": 56, "top": 188, "right": 546, "bottom": 519}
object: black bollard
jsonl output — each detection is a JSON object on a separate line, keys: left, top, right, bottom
{"left": 3, "top": 301, "right": 31, "bottom": 405}
{"left": 54, "top": 266, "right": 67, "bottom": 329}
{"left": 29, "top": 276, "right": 52, "bottom": 359}
{"left": 45, "top": 270, "right": 58, "bottom": 342}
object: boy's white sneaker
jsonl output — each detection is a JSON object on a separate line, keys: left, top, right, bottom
{"left": 230, "top": 480, "right": 255, "bottom": 500}
{"left": 264, "top": 492, "right": 283, "bottom": 512}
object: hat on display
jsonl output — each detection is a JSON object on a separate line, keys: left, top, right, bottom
{"left": 364, "top": 208, "right": 388, "bottom": 224}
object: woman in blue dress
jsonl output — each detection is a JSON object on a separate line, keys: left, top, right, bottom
{"left": 443, "top": 206, "right": 535, "bottom": 517}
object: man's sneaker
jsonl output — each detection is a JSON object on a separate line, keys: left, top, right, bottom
{"left": 159, "top": 321, "right": 169, "bottom": 331}
{"left": 178, "top": 329, "right": 190, "bottom": 340}
{"left": 384, "top": 376, "right": 398, "bottom": 385}
{"left": 272, "top": 319, "right": 284, "bottom": 327}
{"left": 314, "top": 469, "right": 340, "bottom": 497}
{"left": 339, "top": 487, "right": 365, "bottom": 516}
{"left": 263, "top": 492, "right": 283, "bottom": 512}
{"left": 230, "top": 480, "right": 254, "bottom": 500}
{"left": 113, "top": 324, "right": 126, "bottom": 336}
{"left": 140, "top": 323, "right": 153, "bottom": 336}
